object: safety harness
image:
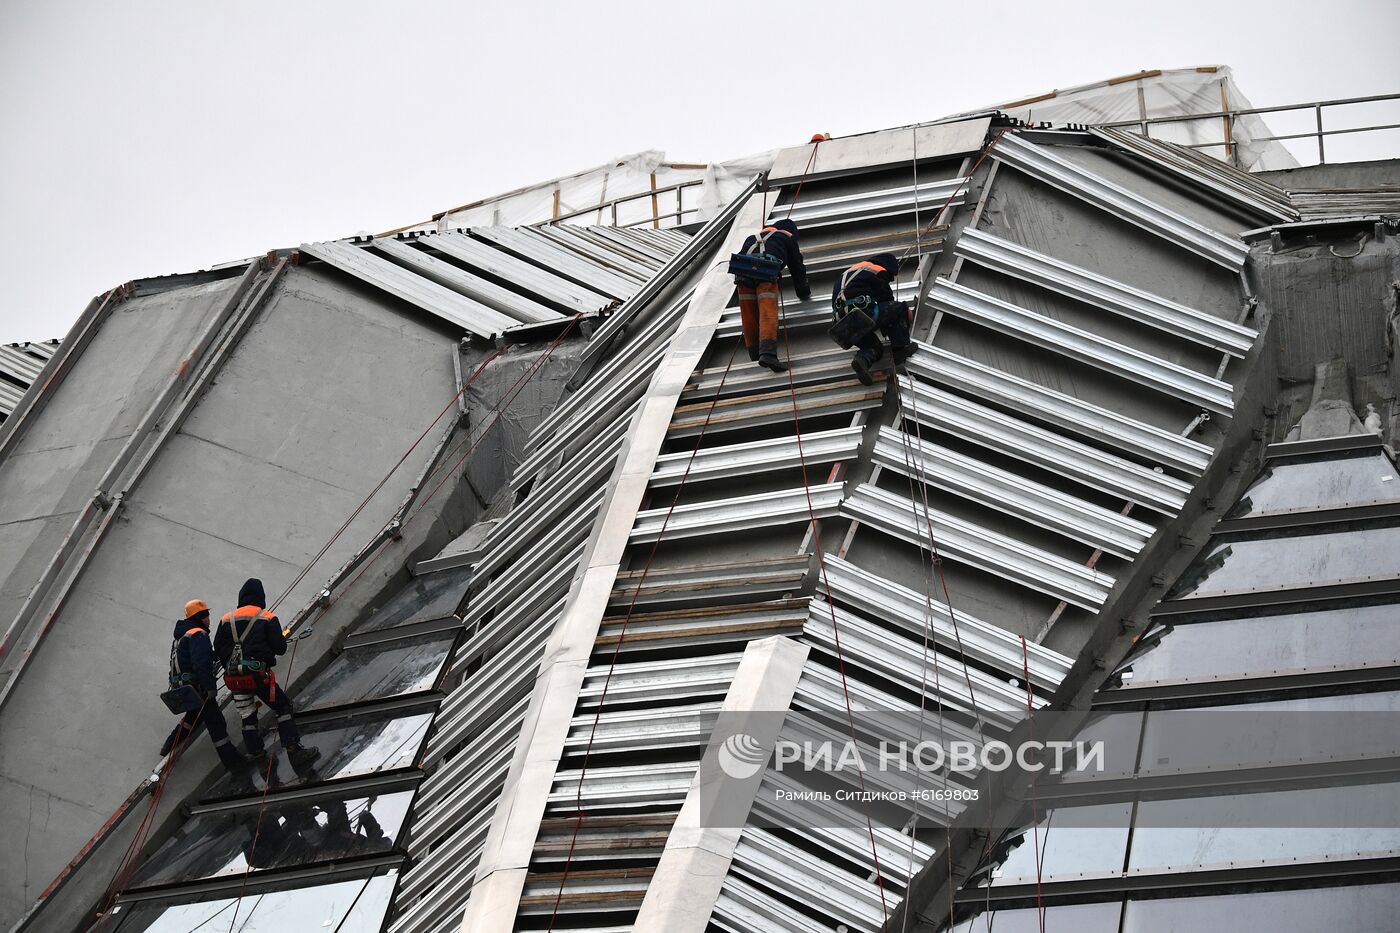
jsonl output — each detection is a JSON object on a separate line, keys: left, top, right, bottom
{"left": 727, "top": 226, "right": 791, "bottom": 283}
{"left": 828, "top": 261, "right": 888, "bottom": 349}
{"left": 159, "top": 626, "right": 207, "bottom": 714}
{"left": 223, "top": 612, "right": 274, "bottom": 695}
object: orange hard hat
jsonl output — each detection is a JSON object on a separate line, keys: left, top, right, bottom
{"left": 810, "top": 133, "right": 831, "bottom": 143}
{"left": 184, "top": 599, "right": 210, "bottom": 619}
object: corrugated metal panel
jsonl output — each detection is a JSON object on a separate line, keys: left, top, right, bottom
{"left": 300, "top": 239, "right": 519, "bottom": 336}
{"left": 420, "top": 230, "right": 613, "bottom": 313}
{"left": 0, "top": 340, "right": 59, "bottom": 422}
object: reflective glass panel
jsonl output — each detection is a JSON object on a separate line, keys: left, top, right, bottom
{"left": 1128, "top": 782, "right": 1400, "bottom": 871}
{"left": 1138, "top": 690, "right": 1400, "bottom": 776}
{"left": 127, "top": 789, "right": 412, "bottom": 888}
{"left": 354, "top": 567, "right": 472, "bottom": 634}
{"left": 203, "top": 709, "right": 433, "bottom": 800}
{"left": 1228, "top": 450, "right": 1400, "bottom": 518}
{"left": 991, "top": 803, "right": 1132, "bottom": 884}
{"left": 110, "top": 872, "right": 396, "bottom": 932}
{"left": 296, "top": 632, "right": 456, "bottom": 711}
{"left": 954, "top": 901, "right": 1121, "bottom": 932}
{"left": 1124, "top": 881, "right": 1400, "bottom": 932}
{"left": 1166, "top": 523, "right": 1400, "bottom": 601}
{"left": 1117, "top": 603, "right": 1400, "bottom": 687}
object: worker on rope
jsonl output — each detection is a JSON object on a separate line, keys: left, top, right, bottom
{"left": 214, "top": 578, "right": 320, "bottom": 766}
{"left": 158, "top": 599, "right": 248, "bottom": 773}
{"left": 828, "top": 253, "right": 913, "bottom": 385}
{"left": 728, "top": 217, "right": 811, "bottom": 372}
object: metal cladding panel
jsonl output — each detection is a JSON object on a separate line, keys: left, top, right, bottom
{"left": 955, "top": 228, "right": 1257, "bottom": 356}
{"left": 630, "top": 483, "right": 844, "bottom": 542}
{"left": 299, "top": 239, "right": 517, "bottom": 335}
{"left": 992, "top": 132, "right": 1250, "bottom": 269}
{"left": 818, "top": 554, "right": 1072, "bottom": 689}
{"left": 904, "top": 343, "right": 1212, "bottom": 476}
{"left": 470, "top": 227, "right": 639, "bottom": 298}
{"left": 650, "top": 427, "right": 862, "bottom": 487}
{"left": 842, "top": 483, "right": 1116, "bottom": 610}
{"left": 872, "top": 428, "right": 1154, "bottom": 558}
{"left": 767, "top": 117, "right": 991, "bottom": 184}
{"left": 928, "top": 278, "right": 1236, "bottom": 414}
{"left": 898, "top": 379, "right": 1190, "bottom": 515}
{"left": 370, "top": 236, "right": 559, "bottom": 324}
{"left": 773, "top": 176, "right": 968, "bottom": 229}
{"left": 418, "top": 230, "right": 612, "bottom": 313}
{"left": 1089, "top": 126, "right": 1298, "bottom": 223}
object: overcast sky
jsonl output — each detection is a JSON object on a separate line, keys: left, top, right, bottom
{"left": 1, "top": 0, "right": 1396, "bottom": 342}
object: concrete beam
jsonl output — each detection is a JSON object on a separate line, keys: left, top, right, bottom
{"left": 458, "top": 190, "right": 770, "bottom": 933}
{"left": 633, "top": 636, "right": 809, "bottom": 933}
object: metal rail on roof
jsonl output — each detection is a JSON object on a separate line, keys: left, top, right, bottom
{"left": 1093, "top": 90, "right": 1400, "bottom": 166}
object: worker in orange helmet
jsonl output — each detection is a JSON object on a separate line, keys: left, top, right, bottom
{"left": 160, "top": 599, "right": 247, "bottom": 773}
{"left": 829, "top": 253, "right": 913, "bottom": 385}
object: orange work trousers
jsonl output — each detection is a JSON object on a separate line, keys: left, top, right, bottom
{"left": 736, "top": 281, "right": 780, "bottom": 349}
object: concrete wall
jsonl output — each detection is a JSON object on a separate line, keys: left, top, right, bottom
{"left": 0, "top": 263, "right": 467, "bottom": 928}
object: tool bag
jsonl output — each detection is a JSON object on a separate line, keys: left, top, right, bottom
{"left": 727, "top": 228, "right": 786, "bottom": 283}
{"left": 160, "top": 633, "right": 205, "bottom": 714}
{"left": 223, "top": 615, "right": 271, "bottom": 693}
{"left": 828, "top": 264, "right": 882, "bottom": 349}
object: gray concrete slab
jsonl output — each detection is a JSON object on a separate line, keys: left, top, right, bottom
{"left": 0, "top": 264, "right": 463, "bottom": 930}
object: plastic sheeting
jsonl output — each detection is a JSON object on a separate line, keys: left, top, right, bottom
{"left": 434, "top": 149, "right": 775, "bottom": 231}
{"left": 958, "top": 65, "right": 1298, "bottom": 172}
{"left": 425, "top": 65, "right": 1295, "bottom": 233}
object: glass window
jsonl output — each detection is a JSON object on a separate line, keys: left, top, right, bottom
{"left": 991, "top": 803, "right": 1133, "bottom": 884}
{"left": 1165, "top": 523, "right": 1400, "bottom": 602}
{"left": 1137, "top": 691, "right": 1400, "bottom": 777}
{"left": 296, "top": 632, "right": 456, "bottom": 711}
{"left": 126, "top": 790, "right": 412, "bottom": 889}
{"left": 353, "top": 567, "right": 472, "bottom": 634}
{"left": 954, "top": 901, "right": 1121, "bottom": 932}
{"left": 1228, "top": 450, "right": 1400, "bottom": 519}
{"left": 109, "top": 871, "right": 396, "bottom": 932}
{"left": 1125, "top": 881, "right": 1400, "bottom": 932}
{"left": 1116, "top": 603, "right": 1400, "bottom": 687}
{"left": 1128, "top": 782, "right": 1400, "bottom": 872}
{"left": 203, "top": 709, "right": 434, "bottom": 801}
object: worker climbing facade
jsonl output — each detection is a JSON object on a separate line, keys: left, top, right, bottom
{"left": 214, "top": 578, "right": 320, "bottom": 766}
{"left": 729, "top": 217, "right": 811, "bottom": 372}
{"left": 829, "top": 252, "right": 913, "bottom": 385}
{"left": 159, "top": 599, "right": 247, "bottom": 773}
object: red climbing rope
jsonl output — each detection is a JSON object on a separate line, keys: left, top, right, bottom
{"left": 1021, "top": 635, "right": 1046, "bottom": 933}
{"left": 779, "top": 301, "right": 892, "bottom": 924}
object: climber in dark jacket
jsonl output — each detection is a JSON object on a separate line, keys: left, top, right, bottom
{"left": 161, "top": 599, "right": 246, "bottom": 772}
{"left": 215, "top": 578, "right": 319, "bottom": 765}
{"left": 733, "top": 217, "right": 812, "bottom": 372}
{"left": 829, "top": 252, "right": 912, "bottom": 385}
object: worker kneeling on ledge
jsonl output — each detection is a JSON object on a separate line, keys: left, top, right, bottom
{"left": 727, "top": 217, "right": 811, "bottom": 372}
{"left": 159, "top": 599, "right": 248, "bottom": 774}
{"left": 215, "top": 578, "right": 320, "bottom": 767}
{"left": 829, "top": 253, "right": 913, "bottom": 386}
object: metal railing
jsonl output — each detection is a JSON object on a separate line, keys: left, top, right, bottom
{"left": 547, "top": 176, "right": 706, "bottom": 228}
{"left": 1098, "top": 91, "right": 1400, "bottom": 166}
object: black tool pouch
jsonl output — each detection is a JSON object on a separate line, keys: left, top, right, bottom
{"left": 828, "top": 307, "right": 878, "bottom": 349}
{"left": 160, "top": 684, "right": 204, "bottom": 714}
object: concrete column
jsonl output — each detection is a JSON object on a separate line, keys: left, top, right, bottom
{"left": 633, "top": 636, "right": 810, "bottom": 933}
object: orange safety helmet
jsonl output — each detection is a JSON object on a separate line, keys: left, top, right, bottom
{"left": 184, "top": 599, "right": 211, "bottom": 620}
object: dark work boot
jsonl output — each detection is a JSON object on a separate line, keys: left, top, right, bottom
{"left": 287, "top": 744, "right": 322, "bottom": 767}
{"left": 851, "top": 350, "right": 877, "bottom": 386}
{"left": 758, "top": 339, "right": 787, "bottom": 373}
{"left": 215, "top": 740, "right": 250, "bottom": 774}
{"left": 746, "top": 344, "right": 760, "bottom": 362}
{"left": 892, "top": 344, "right": 914, "bottom": 368}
